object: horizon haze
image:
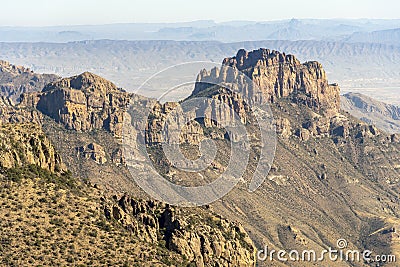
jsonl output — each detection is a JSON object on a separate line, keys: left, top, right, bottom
{"left": 1, "top": 0, "right": 399, "bottom": 27}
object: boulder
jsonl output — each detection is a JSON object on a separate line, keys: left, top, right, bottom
{"left": 77, "top": 142, "right": 107, "bottom": 164}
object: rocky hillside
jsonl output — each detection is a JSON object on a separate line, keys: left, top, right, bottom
{"left": 0, "top": 123, "right": 64, "bottom": 172}
{"left": 0, "top": 175, "right": 256, "bottom": 266}
{"left": 342, "top": 92, "right": 400, "bottom": 133}
{"left": 2, "top": 52, "right": 400, "bottom": 266}
{"left": 0, "top": 96, "right": 43, "bottom": 124}
{"left": 137, "top": 49, "right": 400, "bottom": 266}
{"left": 0, "top": 60, "right": 59, "bottom": 102}
{"left": 0, "top": 122, "right": 256, "bottom": 266}
{"left": 106, "top": 195, "right": 255, "bottom": 266}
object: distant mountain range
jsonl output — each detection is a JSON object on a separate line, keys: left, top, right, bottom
{"left": 0, "top": 19, "right": 398, "bottom": 106}
{"left": 344, "top": 28, "right": 400, "bottom": 46}
{"left": 342, "top": 92, "right": 400, "bottom": 134}
{"left": 1, "top": 19, "right": 399, "bottom": 44}
{"left": 0, "top": 39, "right": 399, "bottom": 103}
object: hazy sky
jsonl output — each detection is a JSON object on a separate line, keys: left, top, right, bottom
{"left": 1, "top": 0, "right": 399, "bottom": 26}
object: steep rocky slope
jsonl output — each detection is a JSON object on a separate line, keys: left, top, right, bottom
{"left": 0, "top": 60, "right": 59, "bottom": 102}
{"left": 0, "top": 122, "right": 256, "bottom": 267}
{"left": 0, "top": 123, "right": 64, "bottom": 172}
{"left": 342, "top": 92, "right": 400, "bottom": 134}
{"left": 2, "top": 51, "right": 400, "bottom": 266}
{"left": 136, "top": 49, "right": 400, "bottom": 266}
{"left": 0, "top": 95, "right": 44, "bottom": 125}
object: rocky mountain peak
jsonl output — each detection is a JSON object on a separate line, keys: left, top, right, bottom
{"left": 0, "top": 60, "right": 33, "bottom": 75}
{"left": 222, "top": 48, "right": 300, "bottom": 71}
{"left": 195, "top": 48, "right": 340, "bottom": 117}
{"left": 0, "top": 60, "right": 59, "bottom": 102}
{"left": 21, "top": 73, "right": 129, "bottom": 136}
{"left": 43, "top": 71, "right": 124, "bottom": 94}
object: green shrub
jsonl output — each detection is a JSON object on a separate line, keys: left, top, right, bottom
{"left": 2, "top": 165, "right": 76, "bottom": 189}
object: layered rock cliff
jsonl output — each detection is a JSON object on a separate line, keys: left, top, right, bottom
{"left": 20, "top": 72, "right": 130, "bottom": 137}
{"left": 145, "top": 101, "right": 206, "bottom": 145}
{"left": 0, "top": 96, "right": 43, "bottom": 124}
{"left": 0, "top": 60, "right": 59, "bottom": 102}
{"left": 193, "top": 48, "right": 340, "bottom": 117}
{"left": 0, "top": 123, "right": 64, "bottom": 172}
{"left": 105, "top": 194, "right": 256, "bottom": 267}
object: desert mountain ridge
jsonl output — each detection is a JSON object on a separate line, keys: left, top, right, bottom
{"left": 1, "top": 49, "right": 400, "bottom": 266}
{"left": 0, "top": 80, "right": 256, "bottom": 266}
{"left": 341, "top": 92, "right": 400, "bottom": 134}
{"left": 1, "top": 19, "right": 400, "bottom": 44}
{"left": 0, "top": 125, "right": 256, "bottom": 266}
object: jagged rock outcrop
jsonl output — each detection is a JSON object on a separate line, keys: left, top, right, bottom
{"left": 0, "top": 123, "right": 64, "bottom": 172}
{"left": 145, "top": 101, "right": 206, "bottom": 145}
{"left": 0, "top": 96, "right": 43, "bottom": 124}
{"left": 140, "top": 49, "right": 342, "bottom": 147}
{"left": 77, "top": 143, "right": 107, "bottom": 164}
{"left": 0, "top": 60, "right": 59, "bottom": 102}
{"left": 194, "top": 48, "right": 340, "bottom": 117}
{"left": 20, "top": 72, "right": 130, "bottom": 137}
{"left": 105, "top": 194, "right": 256, "bottom": 267}
{"left": 0, "top": 96, "right": 17, "bottom": 123}
{"left": 391, "top": 133, "right": 400, "bottom": 143}
{"left": 355, "top": 124, "right": 380, "bottom": 139}
{"left": 295, "top": 128, "right": 311, "bottom": 141}
{"left": 299, "top": 113, "right": 351, "bottom": 139}
{"left": 276, "top": 117, "right": 292, "bottom": 138}
{"left": 111, "top": 147, "right": 125, "bottom": 166}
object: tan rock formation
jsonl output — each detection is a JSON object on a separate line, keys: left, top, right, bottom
{"left": 0, "top": 96, "right": 42, "bottom": 124}
{"left": 0, "top": 123, "right": 64, "bottom": 172}
{"left": 20, "top": 72, "right": 129, "bottom": 137}
{"left": 105, "top": 194, "right": 256, "bottom": 266}
{"left": 0, "top": 60, "right": 59, "bottom": 102}
{"left": 77, "top": 143, "right": 107, "bottom": 164}
{"left": 193, "top": 48, "right": 340, "bottom": 117}
{"left": 276, "top": 117, "right": 292, "bottom": 138}
{"left": 145, "top": 101, "right": 206, "bottom": 145}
